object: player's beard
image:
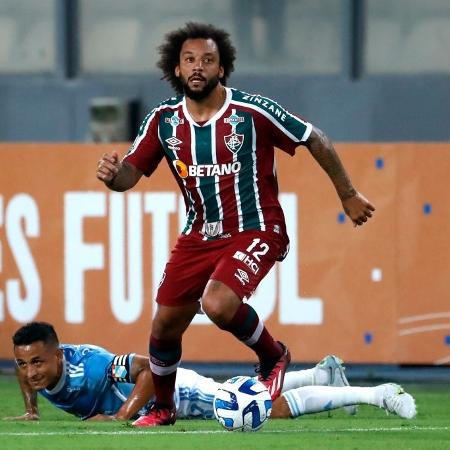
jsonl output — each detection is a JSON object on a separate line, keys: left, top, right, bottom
{"left": 182, "top": 74, "right": 221, "bottom": 101}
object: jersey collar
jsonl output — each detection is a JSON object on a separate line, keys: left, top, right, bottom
{"left": 182, "top": 87, "right": 231, "bottom": 127}
{"left": 44, "top": 354, "right": 67, "bottom": 395}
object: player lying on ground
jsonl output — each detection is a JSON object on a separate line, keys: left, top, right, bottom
{"left": 7, "top": 322, "right": 416, "bottom": 421}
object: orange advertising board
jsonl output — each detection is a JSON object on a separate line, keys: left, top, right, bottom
{"left": 1, "top": 143, "right": 449, "bottom": 365}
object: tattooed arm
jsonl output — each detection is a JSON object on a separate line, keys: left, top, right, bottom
{"left": 305, "top": 126, "right": 375, "bottom": 226}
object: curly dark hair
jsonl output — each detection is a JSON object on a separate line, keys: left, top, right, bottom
{"left": 13, "top": 322, "right": 59, "bottom": 347}
{"left": 157, "top": 22, "right": 236, "bottom": 94}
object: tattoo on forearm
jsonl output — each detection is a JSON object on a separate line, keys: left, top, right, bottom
{"left": 309, "top": 130, "right": 356, "bottom": 200}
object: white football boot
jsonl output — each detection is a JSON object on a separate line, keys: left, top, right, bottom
{"left": 315, "top": 355, "right": 358, "bottom": 415}
{"left": 375, "top": 383, "right": 417, "bottom": 419}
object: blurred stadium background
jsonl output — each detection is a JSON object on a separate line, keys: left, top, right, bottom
{"left": 1, "top": 0, "right": 450, "bottom": 384}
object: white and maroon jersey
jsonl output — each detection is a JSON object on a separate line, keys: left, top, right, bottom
{"left": 124, "top": 87, "right": 312, "bottom": 239}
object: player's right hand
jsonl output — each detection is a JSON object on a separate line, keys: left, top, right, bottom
{"left": 342, "top": 192, "right": 375, "bottom": 227}
{"left": 96, "top": 151, "right": 121, "bottom": 183}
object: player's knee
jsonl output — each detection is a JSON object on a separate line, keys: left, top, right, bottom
{"left": 201, "top": 297, "right": 233, "bottom": 328}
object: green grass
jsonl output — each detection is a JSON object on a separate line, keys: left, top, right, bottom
{"left": 0, "top": 376, "right": 449, "bottom": 450}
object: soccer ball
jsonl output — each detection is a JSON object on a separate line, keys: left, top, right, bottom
{"left": 213, "top": 376, "right": 272, "bottom": 432}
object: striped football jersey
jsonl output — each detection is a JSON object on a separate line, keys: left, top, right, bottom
{"left": 124, "top": 87, "right": 312, "bottom": 239}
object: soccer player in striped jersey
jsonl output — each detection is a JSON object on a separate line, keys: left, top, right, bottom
{"left": 9, "top": 322, "right": 416, "bottom": 422}
{"left": 96, "top": 22, "right": 375, "bottom": 427}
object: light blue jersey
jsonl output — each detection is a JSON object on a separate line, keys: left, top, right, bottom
{"left": 39, "top": 344, "right": 135, "bottom": 419}
{"left": 38, "top": 344, "right": 218, "bottom": 420}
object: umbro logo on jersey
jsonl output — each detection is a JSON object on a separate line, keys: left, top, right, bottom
{"left": 224, "top": 133, "right": 244, "bottom": 153}
{"left": 234, "top": 268, "right": 250, "bottom": 286}
{"left": 165, "top": 136, "right": 182, "bottom": 151}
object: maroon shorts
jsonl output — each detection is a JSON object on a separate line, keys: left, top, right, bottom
{"left": 156, "top": 229, "right": 289, "bottom": 306}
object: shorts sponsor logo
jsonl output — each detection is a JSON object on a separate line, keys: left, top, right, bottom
{"left": 234, "top": 268, "right": 249, "bottom": 286}
{"left": 232, "top": 250, "right": 260, "bottom": 274}
{"left": 173, "top": 159, "right": 241, "bottom": 178}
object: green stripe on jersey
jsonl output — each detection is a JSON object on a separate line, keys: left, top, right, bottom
{"left": 194, "top": 125, "right": 220, "bottom": 223}
{"left": 158, "top": 112, "right": 175, "bottom": 154}
{"left": 234, "top": 111, "right": 262, "bottom": 231}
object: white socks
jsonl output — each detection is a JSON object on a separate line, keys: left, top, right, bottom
{"left": 281, "top": 366, "right": 329, "bottom": 392}
{"left": 282, "top": 386, "right": 378, "bottom": 417}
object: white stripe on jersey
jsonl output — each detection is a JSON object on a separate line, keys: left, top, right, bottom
{"left": 68, "top": 372, "right": 85, "bottom": 378}
{"left": 210, "top": 120, "right": 224, "bottom": 222}
{"left": 68, "top": 361, "right": 85, "bottom": 378}
{"left": 111, "top": 384, "right": 128, "bottom": 402}
{"left": 183, "top": 190, "right": 197, "bottom": 235}
{"left": 68, "top": 363, "right": 84, "bottom": 374}
{"left": 250, "top": 117, "right": 265, "bottom": 230}
{"left": 233, "top": 150, "right": 243, "bottom": 232}
{"left": 231, "top": 99, "right": 312, "bottom": 143}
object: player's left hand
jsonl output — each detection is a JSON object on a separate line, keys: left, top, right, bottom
{"left": 342, "top": 192, "right": 375, "bottom": 227}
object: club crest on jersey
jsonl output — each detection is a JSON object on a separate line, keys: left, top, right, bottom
{"left": 224, "top": 133, "right": 244, "bottom": 154}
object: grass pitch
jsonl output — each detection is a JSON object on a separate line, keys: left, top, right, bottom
{"left": 0, "top": 377, "right": 449, "bottom": 450}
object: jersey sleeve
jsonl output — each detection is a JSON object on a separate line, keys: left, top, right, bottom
{"left": 123, "top": 110, "right": 165, "bottom": 176}
{"left": 81, "top": 346, "right": 116, "bottom": 386}
{"left": 251, "top": 95, "right": 312, "bottom": 156}
{"left": 272, "top": 110, "right": 312, "bottom": 155}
